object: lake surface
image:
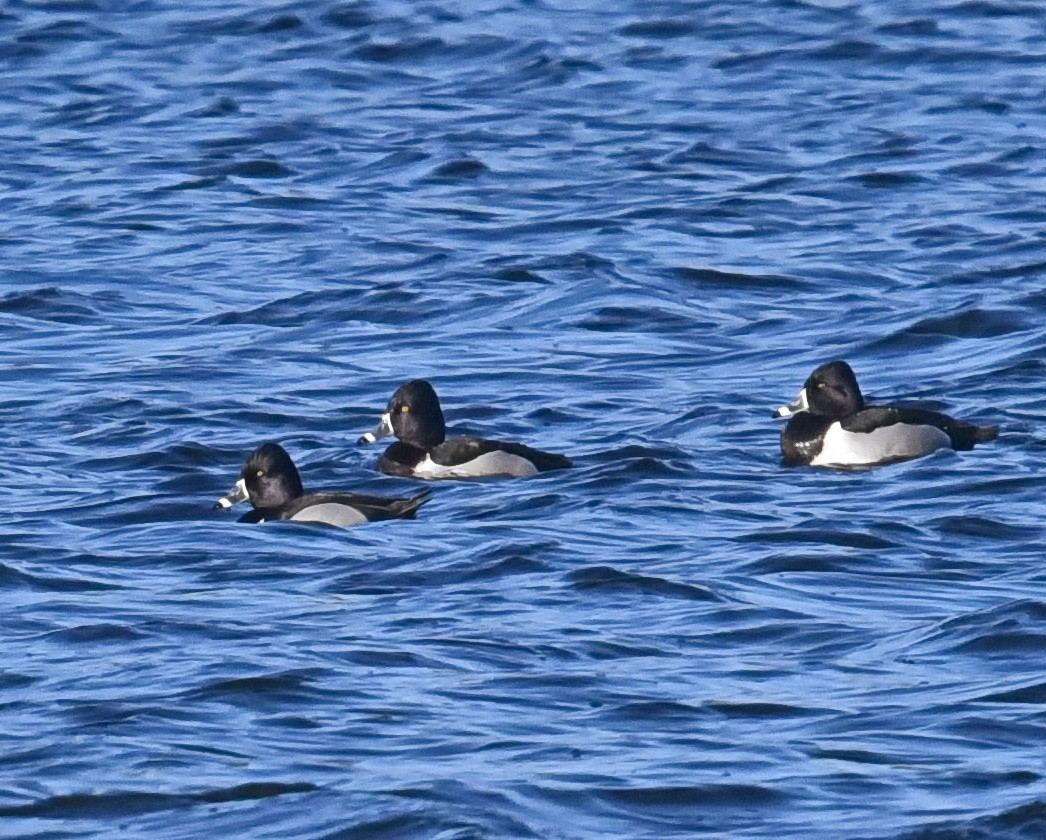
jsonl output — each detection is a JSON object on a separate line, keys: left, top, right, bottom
{"left": 1, "top": 1, "right": 1044, "bottom": 838}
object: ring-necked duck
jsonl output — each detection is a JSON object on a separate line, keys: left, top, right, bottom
{"left": 358, "top": 379, "right": 572, "bottom": 479}
{"left": 215, "top": 442, "right": 431, "bottom": 526}
{"left": 773, "top": 360, "right": 998, "bottom": 467}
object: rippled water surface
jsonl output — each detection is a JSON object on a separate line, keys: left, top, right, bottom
{"left": 2, "top": 1, "right": 1045, "bottom": 838}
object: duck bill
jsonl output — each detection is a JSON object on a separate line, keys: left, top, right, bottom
{"left": 773, "top": 387, "right": 809, "bottom": 419}
{"left": 215, "top": 477, "right": 249, "bottom": 509}
{"left": 357, "top": 411, "right": 393, "bottom": 445}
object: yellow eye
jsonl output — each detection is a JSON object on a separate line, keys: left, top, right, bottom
{"left": 256, "top": 469, "right": 265, "bottom": 477}
{"left": 400, "top": 405, "right": 410, "bottom": 414}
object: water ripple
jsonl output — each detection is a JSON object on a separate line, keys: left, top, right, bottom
{"left": 1, "top": 0, "right": 1044, "bottom": 838}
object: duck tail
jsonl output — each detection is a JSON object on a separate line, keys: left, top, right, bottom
{"left": 402, "top": 488, "right": 433, "bottom": 516}
{"left": 973, "top": 424, "right": 999, "bottom": 444}
{"left": 950, "top": 421, "right": 998, "bottom": 450}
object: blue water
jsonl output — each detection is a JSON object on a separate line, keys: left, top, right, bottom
{"left": 2, "top": 0, "right": 1044, "bottom": 837}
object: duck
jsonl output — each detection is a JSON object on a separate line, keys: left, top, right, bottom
{"left": 215, "top": 442, "right": 431, "bottom": 526}
{"left": 773, "top": 360, "right": 998, "bottom": 467}
{"left": 357, "top": 379, "right": 572, "bottom": 479}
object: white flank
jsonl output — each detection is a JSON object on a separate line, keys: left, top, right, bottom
{"left": 413, "top": 450, "right": 539, "bottom": 479}
{"left": 812, "top": 423, "right": 950, "bottom": 467}
{"left": 290, "top": 504, "right": 369, "bottom": 527}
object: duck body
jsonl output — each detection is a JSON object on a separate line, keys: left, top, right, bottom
{"left": 376, "top": 437, "right": 570, "bottom": 479}
{"left": 775, "top": 361, "right": 997, "bottom": 468}
{"left": 216, "top": 442, "right": 430, "bottom": 526}
{"left": 359, "top": 379, "right": 571, "bottom": 479}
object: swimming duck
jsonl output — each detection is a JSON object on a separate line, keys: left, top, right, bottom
{"left": 358, "top": 379, "right": 571, "bottom": 479}
{"left": 215, "top": 442, "right": 431, "bottom": 526}
{"left": 774, "top": 360, "right": 997, "bottom": 467}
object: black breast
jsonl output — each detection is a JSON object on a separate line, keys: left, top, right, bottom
{"left": 376, "top": 441, "right": 426, "bottom": 476}
{"left": 780, "top": 413, "right": 830, "bottom": 465}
